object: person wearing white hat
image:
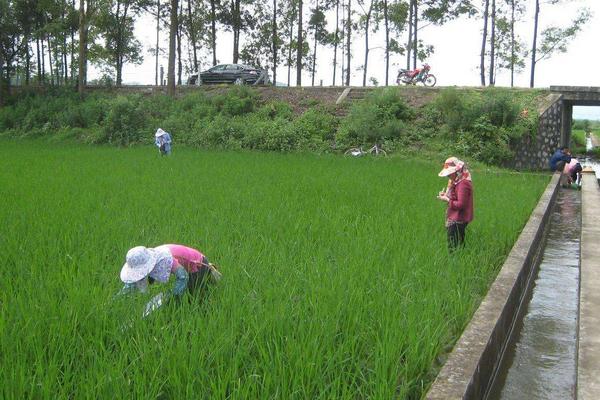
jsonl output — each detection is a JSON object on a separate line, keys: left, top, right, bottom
{"left": 119, "top": 244, "right": 222, "bottom": 304}
{"left": 436, "top": 157, "right": 474, "bottom": 250}
{"left": 155, "top": 128, "right": 172, "bottom": 155}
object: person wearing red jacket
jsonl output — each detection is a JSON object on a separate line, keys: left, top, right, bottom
{"left": 436, "top": 157, "right": 474, "bottom": 250}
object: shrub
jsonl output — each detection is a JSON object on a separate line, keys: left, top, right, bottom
{"left": 102, "top": 96, "right": 145, "bottom": 145}
{"left": 337, "top": 88, "right": 414, "bottom": 145}
{"left": 213, "top": 86, "right": 258, "bottom": 116}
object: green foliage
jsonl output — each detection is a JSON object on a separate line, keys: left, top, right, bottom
{"left": 102, "top": 95, "right": 145, "bottom": 146}
{"left": 338, "top": 88, "right": 414, "bottom": 146}
{"left": 432, "top": 87, "right": 538, "bottom": 164}
{"left": 0, "top": 86, "right": 547, "bottom": 167}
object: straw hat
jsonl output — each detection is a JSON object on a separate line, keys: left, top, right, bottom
{"left": 120, "top": 246, "right": 159, "bottom": 283}
{"left": 438, "top": 157, "right": 463, "bottom": 177}
{"left": 155, "top": 128, "right": 166, "bottom": 138}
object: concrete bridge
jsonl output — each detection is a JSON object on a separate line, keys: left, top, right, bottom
{"left": 513, "top": 86, "right": 600, "bottom": 170}
{"left": 552, "top": 86, "right": 600, "bottom": 147}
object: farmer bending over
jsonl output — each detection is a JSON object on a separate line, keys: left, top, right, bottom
{"left": 155, "top": 128, "right": 172, "bottom": 156}
{"left": 119, "top": 244, "right": 221, "bottom": 303}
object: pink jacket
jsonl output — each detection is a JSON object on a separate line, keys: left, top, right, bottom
{"left": 166, "top": 244, "right": 206, "bottom": 273}
{"left": 447, "top": 180, "right": 474, "bottom": 223}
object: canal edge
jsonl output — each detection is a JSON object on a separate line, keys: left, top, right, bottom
{"left": 577, "top": 172, "right": 600, "bottom": 400}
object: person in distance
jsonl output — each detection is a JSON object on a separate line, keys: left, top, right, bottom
{"left": 155, "top": 128, "right": 172, "bottom": 156}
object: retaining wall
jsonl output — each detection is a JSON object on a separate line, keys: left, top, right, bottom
{"left": 511, "top": 94, "right": 563, "bottom": 171}
{"left": 426, "top": 173, "right": 560, "bottom": 399}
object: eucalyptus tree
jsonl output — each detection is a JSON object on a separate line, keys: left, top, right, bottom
{"left": 77, "top": 0, "right": 102, "bottom": 92}
{"left": 331, "top": 0, "right": 341, "bottom": 85}
{"left": 487, "top": 0, "right": 525, "bottom": 86}
{"left": 296, "top": 0, "right": 303, "bottom": 85}
{"left": 493, "top": 11, "right": 526, "bottom": 86}
{"left": 529, "top": 1, "right": 591, "bottom": 87}
{"left": 91, "top": 0, "right": 150, "bottom": 86}
{"left": 308, "top": 0, "right": 329, "bottom": 86}
{"left": 356, "top": 0, "right": 376, "bottom": 86}
{"left": 407, "top": 0, "right": 474, "bottom": 70}
{"left": 344, "top": 0, "right": 351, "bottom": 86}
{"left": 208, "top": 0, "right": 219, "bottom": 65}
{"left": 0, "top": 0, "right": 23, "bottom": 103}
{"left": 280, "top": 0, "right": 297, "bottom": 86}
{"left": 167, "top": 0, "right": 177, "bottom": 95}
{"left": 220, "top": 0, "right": 256, "bottom": 63}
{"left": 380, "top": 0, "right": 408, "bottom": 86}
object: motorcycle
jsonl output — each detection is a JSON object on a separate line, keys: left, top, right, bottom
{"left": 396, "top": 63, "right": 437, "bottom": 87}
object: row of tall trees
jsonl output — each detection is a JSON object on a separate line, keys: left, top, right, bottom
{"left": 478, "top": 0, "right": 591, "bottom": 88}
{"left": 0, "top": 0, "right": 594, "bottom": 103}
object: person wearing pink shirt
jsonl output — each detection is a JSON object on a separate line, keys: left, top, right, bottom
{"left": 436, "top": 157, "right": 474, "bottom": 250}
{"left": 118, "top": 244, "right": 222, "bottom": 302}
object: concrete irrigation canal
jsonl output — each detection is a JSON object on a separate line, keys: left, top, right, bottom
{"left": 426, "top": 167, "right": 600, "bottom": 400}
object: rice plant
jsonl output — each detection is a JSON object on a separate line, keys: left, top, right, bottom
{"left": 0, "top": 141, "right": 549, "bottom": 399}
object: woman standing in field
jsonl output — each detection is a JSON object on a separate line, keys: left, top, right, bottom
{"left": 118, "top": 244, "right": 221, "bottom": 305}
{"left": 436, "top": 157, "right": 474, "bottom": 250}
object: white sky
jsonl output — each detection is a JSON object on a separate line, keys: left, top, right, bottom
{"left": 91, "top": 0, "right": 600, "bottom": 118}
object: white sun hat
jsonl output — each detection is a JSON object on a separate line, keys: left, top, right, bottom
{"left": 155, "top": 128, "right": 167, "bottom": 138}
{"left": 120, "top": 246, "right": 159, "bottom": 283}
{"left": 438, "top": 157, "right": 463, "bottom": 177}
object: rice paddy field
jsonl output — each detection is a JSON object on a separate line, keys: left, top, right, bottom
{"left": 0, "top": 141, "right": 550, "bottom": 399}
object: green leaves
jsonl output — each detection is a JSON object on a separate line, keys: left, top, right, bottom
{"left": 537, "top": 8, "right": 592, "bottom": 63}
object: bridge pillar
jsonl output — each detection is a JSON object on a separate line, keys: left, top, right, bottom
{"left": 561, "top": 101, "right": 573, "bottom": 148}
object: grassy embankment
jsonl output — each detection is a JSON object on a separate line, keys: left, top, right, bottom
{"left": 0, "top": 141, "right": 549, "bottom": 398}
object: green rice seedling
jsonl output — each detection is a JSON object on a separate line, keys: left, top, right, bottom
{"left": 0, "top": 140, "right": 549, "bottom": 399}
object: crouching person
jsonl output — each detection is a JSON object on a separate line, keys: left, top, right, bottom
{"left": 118, "top": 244, "right": 222, "bottom": 313}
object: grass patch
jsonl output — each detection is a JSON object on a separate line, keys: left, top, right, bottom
{"left": 0, "top": 140, "right": 549, "bottom": 398}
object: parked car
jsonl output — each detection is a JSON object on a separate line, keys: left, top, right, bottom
{"left": 188, "top": 64, "right": 270, "bottom": 85}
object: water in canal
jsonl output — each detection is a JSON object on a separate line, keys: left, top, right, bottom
{"left": 488, "top": 187, "right": 581, "bottom": 400}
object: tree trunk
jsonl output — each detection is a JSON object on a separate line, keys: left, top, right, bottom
{"left": 210, "top": 0, "right": 217, "bottom": 66}
{"left": 296, "top": 0, "right": 303, "bottom": 86}
{"left": 47, "top": 36, "right": 55, "bottom": 85}
{"left": 332, "top": 0, "right": 339, "bottom": 86}
{"left": 489, "top": 0, "right": 496, "bottom": 86}
{"left": 287, "top": 3, "right": 294, "bottom": 86}
{"left": 187, "top": 0, "right": 198, "bottom": 72}
{"left": 311, "top": 0, "right": 319, "bottom": 86}
{"left": 480, "top": 0, "right": 489, "bottom": 86}
{"left": 341, "top": 3, "right": 345, "bottom": 84}
{"left": 155, "top": 0, "right": 160, "bottom": 85}
{"left": 41, "top": 35, "right": 46, "bottom": 83}
{"left": 345, "top": 0, "right": 350, "bottom": 86}
{"left": 530, "top": 0, "right": 539, "bottom": 88}
{"left": 510, "top": 0, "right": 515, "bottom": 87}
{"left": 71, "top": 0, "right": 76, "bottom": 82}
{"left": 232, "top": 0, "right": 240, "bottom": 63}
{"left": 362, "top": 2, "right": 372, "bottom": 87}
{"left": 25, "top": 39, "right": 31, "bottom": 85}
{"left": 406, "top": 0, "right": 413, "bottom": 69}
{"left": 384, "top": 0, "right": 389, "bottom": 86}
{"left": 0, "top": 50, "right": 4, "bottom": 106}
{"left": 177, "top": 0, "right": 183, "bottom": 85}
{"left": 36, "top": 37, "right": 42, "bottom": 85}
{"left": 62, "top": 7, "right": 68, "bottom": 84}
{"left": 412, "top": 1, "right": 417, "bottom": 70}
{"left": 272, "top": 0, "right": 277, "bottom": 85}
{"left": 168, "top": 0, "right": 179, "bottom": 96}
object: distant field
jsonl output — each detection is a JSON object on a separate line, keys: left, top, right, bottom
{"left": 0, "top": 141, "right": 550, "bottom": 399}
